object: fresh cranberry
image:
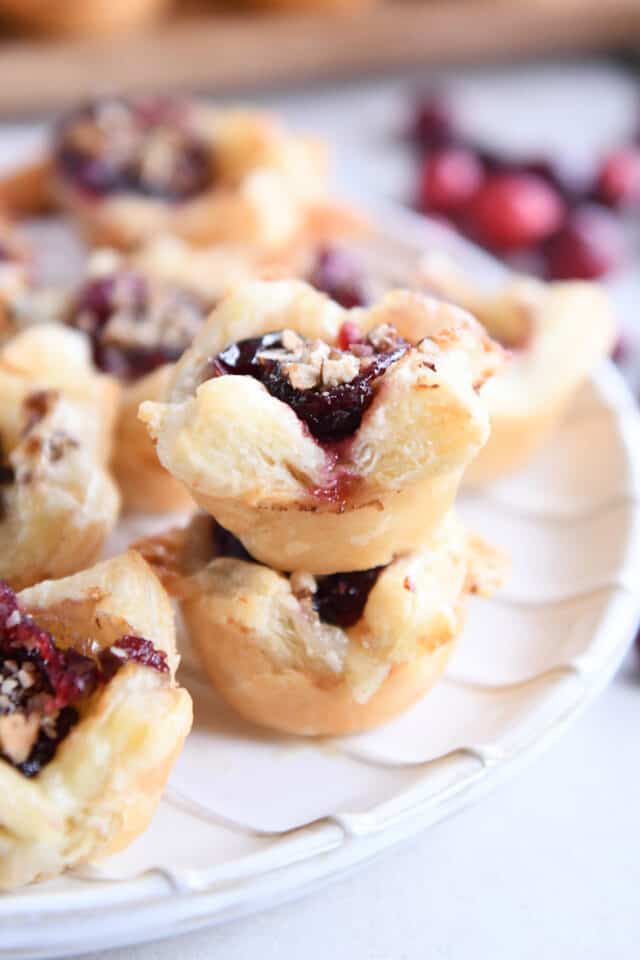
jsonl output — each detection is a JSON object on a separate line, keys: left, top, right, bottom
{"left": 54, "top": 95, "right": 213, "bottom": 202}
{"left": 211, "top": 330, "right": 409, "bottom": 443}
{"left": 411, "top": 93, "right": 455, "bottom": 148}
{"left": 544, "top": 205, "right": 625, "bottom": 280}
{"left": 595, "top": 145, "right": 640, "bottom": 209}
{"left": 313, "top": 567, "right": 383, "bottom": 627}
{"left": 418, "top": 146, "right": 484, "bottom": 216}
{"left": 467, "top": 173, "right": 565, "bottom": 253}
{"left": 308, "top": 248, "right": 369, "bottom": 308}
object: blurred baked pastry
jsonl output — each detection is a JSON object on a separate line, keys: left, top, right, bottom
{"left": 0, "top": 550, "right": 192, "bottom": 889}
{"left": 0, "top": 219, "right": 30, "bottom": 341}
{"left": 0, "top": 0, "right": 170, "bottom": 37}
{"left": 0, "top": 325, "right": 120, "bottom": 589}
{"left": 140, "top": 280, "right": 503, "bottom": 573}
{"left": 419, "top": 254, "right": 615, "bottom": 484}
{"left": 44, "top": 95, "right": 362, "bottom": 252}
{"left": 61, "top": 243, "right": 278, "bottom": 513}
{"left": 136, "top": 511, "right": 504, "bottom": 735}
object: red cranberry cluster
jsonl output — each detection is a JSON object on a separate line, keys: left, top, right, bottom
{"left": 411, "top": 92, "right": 633, "bottom": 280}
{"left": 54, "top": 95, "right": 213, "bottom": 203}
{"left": 0, "top": 581, "right": 168, "bottom": 777}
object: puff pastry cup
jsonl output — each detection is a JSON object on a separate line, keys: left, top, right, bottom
{"left": 0, "top": 325, "right": 120, "bottom": 590}
{"left": 140, "top": 280, "right": 503, "bottom": 574}
{"left": 136, "top": 511, "right": 504, "bottom": 735}
{"left": 0, "top": 550, "right": 193, "bottom": 890}
{"left": 419, "top": 255, "right": 615, "bottom": 485}
{"left": 26, "top": 94, "right": 363, "bottom": 253}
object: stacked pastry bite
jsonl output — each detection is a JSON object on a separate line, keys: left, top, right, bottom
{"left": 137, "top": 280, "right": 507, "bottom": 735}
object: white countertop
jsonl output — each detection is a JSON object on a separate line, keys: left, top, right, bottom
{"left": 55, "top": 59, "right": 639, "bottom": 960}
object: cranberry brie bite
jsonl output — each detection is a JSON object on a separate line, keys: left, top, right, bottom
{"left": 0, "top": 326, "right": 120, "bottom": 589}
{"left": 44, "top": 94, "right": 360, "bottom": 253}
{"left": 140, "top": 281, "right": 503, "bottom": 574}
{"left": 136, "top": 511, "right": 505, "bottom": 735}
{"left": 0, "top": 551, "right": 192, "bottom": 890}
{"left": 419, "top": 254, "right": 615, "bottom": 484}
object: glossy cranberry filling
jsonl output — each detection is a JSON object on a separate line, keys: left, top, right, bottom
{"left": 54, "top": 95, "right": 213, "bottom": 202}
{"left": 311, "top": 567, "right": 383, "bottom": 628}
{"left": 210, "top": 327, "right": 409, "bottom": 442}
{"left": 307, "top": 248, "right": 369, "bottom": 308}
{"left": 67, "top": 270, "right": 205, "bottom": 380}
{"left": 0, "top": 581, "right": 168, "bottom": 777}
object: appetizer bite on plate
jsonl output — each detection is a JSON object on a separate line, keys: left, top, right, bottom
{"left": 0, "top": 325, "right": 120, "bottom": 590}
{"left": 137, "top": 511, "right": 505, "bottom": 735}
{"left": 0, "top": 551, "right": 192, "bottom": 889}
{"left": 140, "top": 280, "right": 503, "bottom": 573}
{"left": 34, "top": 94, "right": 362, "bottom": 252}
{"left": 420, "top": 254, "right": 615, "bottom": 484}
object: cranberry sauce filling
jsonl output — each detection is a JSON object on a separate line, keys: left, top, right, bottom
{"left": 210, "top": 325, "right": 409, "bottom": 443}
{"left": 0, "top": 581, "right": 168, "bottom": 777}
{"left": 67, "top": 269, "right": 205, "bottom": 380}
{"left": 311, "top": 568, "right": 383, "bottom": 628}
{"left": 307, "top": 248, "right": 369, "bottom": 308}
{"left": 54, "top": 95, "right": 213, "bottom": 202}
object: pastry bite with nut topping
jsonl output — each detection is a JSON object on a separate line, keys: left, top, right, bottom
{"left": 63, "top": 241, "right": 300, "bottom": 512}
{"left": 419, "top": 253, "right": 615, "bottom": 484}
{"left": 19, "top": 94, "right": 364, "bottom": 253}
{"left": 135, "top": 511, "right": 505, "bottom": 735}
{"left": 0, "top": 551, "right": 192, "bottom": 890}
{"left": 140, "top": 281, "right": 503, "bottom": 574}
{"left": 0, "top": 326, "right": 120, "bottom": 590}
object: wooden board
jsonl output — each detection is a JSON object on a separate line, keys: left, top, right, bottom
{"left": 0, "top": 0, "right": 639, "bottom": 116}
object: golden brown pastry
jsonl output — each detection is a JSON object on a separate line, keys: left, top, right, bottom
{"left": 419, "top": 254, "right": 615, "bottom": 484}
{"left": 140, "top": 280, "right": 503, "bottom": 573}
{"left": 0, "top": 550, "right": 192, "bottom": 890}
{"left": 0, "top": 325, "right": 120, "bottom": 589}
{"left": 45, "top": 95, "right": 362, "bottom": 252}
{"left": 137, "top": 511, "right": 504, "bottom": 736}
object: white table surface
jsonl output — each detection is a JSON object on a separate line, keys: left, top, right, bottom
{"left": 16, "top": 59, "right": 637, "bottom": 960}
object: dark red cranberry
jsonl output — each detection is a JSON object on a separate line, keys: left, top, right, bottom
{"left": 544, "top": 205, "right": 625, "bottom": 280}
{"left": 308, "top": 248, "right": 369, "bottom": 308}
{"left": 418, "top": 146, "right": 484, "bottom": 216}
{"left": 54, "top": 95, "right": 213, "bottom": 203}
{"left": 595, "top": 146, "right": 640, "bottom": 209}
{"left": 212, "top": 522, "right": 253, "bottom": 562}
{"left": 211, "top": 330, "right": 409, "bottom": 443}
{"left": 98, "top": 636, "right": 168, "bottom": 679}
{"left": 467, "top": 173, "right": 565, "bottom": 253}
{"left": 411, "top": 93, "right": 455, "bottom": 148}
{"left": 313, "top": 567, "right": 383, "bottom": 628}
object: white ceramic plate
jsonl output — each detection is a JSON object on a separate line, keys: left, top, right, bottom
{"left": 3, "top": 214, "right": 640, "bottom": 960}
